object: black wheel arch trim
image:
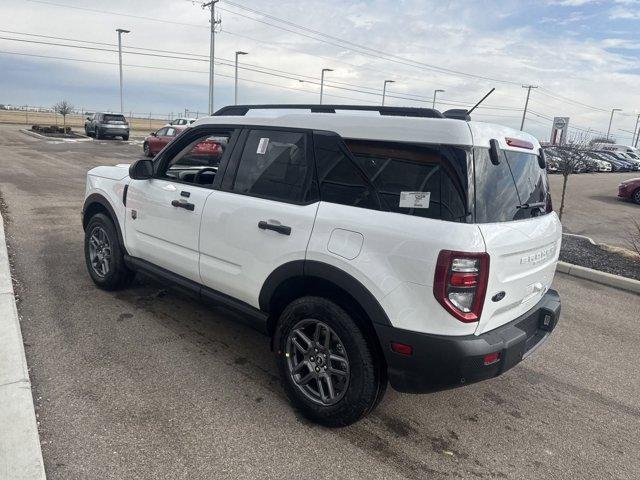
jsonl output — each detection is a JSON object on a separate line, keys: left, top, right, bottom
{"left": 259, "top": 260, "right": 391, "bottom": 327}
{"left": 82, "top": 193, "right": 126, "bottom": 253}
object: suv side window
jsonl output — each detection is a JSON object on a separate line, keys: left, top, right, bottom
{"left": 232, "top": 129, "right": 316, "bottom": 203}
{"left": 345, "top": 139, "right": 469, "bottom": 221}
{"left": 314, "top": 132, "right": 378, "bottom": 210}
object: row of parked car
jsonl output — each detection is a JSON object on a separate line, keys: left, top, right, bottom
{"left": 544, "top": 145, "right": 640, "bottom": 174}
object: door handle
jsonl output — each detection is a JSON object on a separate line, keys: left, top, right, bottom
{"left": 171, "top": 199, "right": 195, "bottom": 211}
{"left": 258, "top": 221, "right": 291, "bottom": 236}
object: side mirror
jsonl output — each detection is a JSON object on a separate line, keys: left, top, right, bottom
{"left": 150, "top": 132, "right": 157, "bottom": 136}
{"left": 129, "top": 159, "right": 154, "bottom": 180}
{"left": 86, "top": 117, "right": 91, "bottom": 121}
{"left": 489, "top": 139, "right": 501, "bottom": 166}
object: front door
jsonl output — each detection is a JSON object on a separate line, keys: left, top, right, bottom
{"left": 125, "top": 127, "right": 236, "bottom": 283}
{"left": 199, "top": 128, "right": 319, "bottom": 307}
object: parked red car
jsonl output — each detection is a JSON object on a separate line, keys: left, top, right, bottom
{"left": 143, "top": 126, "right": 184, "bottom": 157}
{"left": 618, "top": 178, "right": 640, "bottom": 205}
{"left": 143, "top": 126, "right": 223, "bottom": 159}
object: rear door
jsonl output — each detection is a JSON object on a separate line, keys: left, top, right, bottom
{"left": 473, "top": 147, "right": 561, "bottom": 335}
{"left": 199, "top": 128, "right": 319, "bottom": 307}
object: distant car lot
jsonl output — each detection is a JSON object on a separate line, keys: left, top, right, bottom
{"left": 547, "top": 171, "right": 639, "bottom": 248}
{"left": 0, "top": 124, "right": 639, "bottom": 479}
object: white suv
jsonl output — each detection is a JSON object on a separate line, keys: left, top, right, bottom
{"left": 82, "top": 104, "right": 562, "bottom": 426}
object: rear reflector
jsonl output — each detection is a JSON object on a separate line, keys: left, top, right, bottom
{"left": 390, "top": 342, "right": 413, "bottom": 356}
{"left": 505, "top": 137, "right": 534, "bottom": 150}
{"left": 483, "top": 352, "right": 501, "bottom": 366}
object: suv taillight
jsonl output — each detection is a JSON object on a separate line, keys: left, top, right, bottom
{"left": 433, "top": 251, "right": 489, "bottom": 323}
{"left": 546, "top": 192, "right": 553, "bottom": 213}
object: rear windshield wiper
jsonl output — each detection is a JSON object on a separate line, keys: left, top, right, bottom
{"left": 516, "top": 201, "right": 546, "bottom": 210}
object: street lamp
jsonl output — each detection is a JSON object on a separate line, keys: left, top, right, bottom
{"left": 320, "top": 68, "right": 333, "bottom": 104}
{"left": 607, "top": 108, "right": 622, "bottom": 140}
{"left": 116, "top": 28, "right": 130, "bottom": 114}
{"left": 234, "top": 51, "right": 248, "bottom": 105}
{"left": 432, "top": 89, "right": 445, "bottom": 109}
{"left": 382, "top": 80, "right": 395, "bottom": 106}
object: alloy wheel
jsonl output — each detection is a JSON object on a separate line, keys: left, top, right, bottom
{"left": 88, "top": 226, "right": 112, "bottom": 278}
{"left": 285, "top": 319, "right": 350, "bottom": 406}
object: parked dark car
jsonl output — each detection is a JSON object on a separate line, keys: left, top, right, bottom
{"left": 593, "top": 152, "right": 631, "bottom": 172}
{"left": 618, "top": 178, "right": 640, "bottom": 204}
{"left": 84, "top": 113, "right": 129, "bottom": 140}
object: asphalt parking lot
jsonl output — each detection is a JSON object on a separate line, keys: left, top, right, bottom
{"left": 1, "top": 123, "right": 639, "bottom": 480}
{"left": 547, "top": 170, "right": 639, "bottom": 249}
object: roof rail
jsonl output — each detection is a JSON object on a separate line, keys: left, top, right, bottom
{"left": 213, "top": 104, "right": 444, "bottom": 119}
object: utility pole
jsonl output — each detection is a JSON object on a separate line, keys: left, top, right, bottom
{"left": 632, "top": 113, "right": 640, "bottom": 147}
{"left": 606, "top": 108, "right": 622, "bottom": 140}
{"left": 203, "top": 1, "right": 221, "bottom": 115}
{"left": 432, "top": 89, "right": 445, "bottom": 109}
{"left": 319, "top": 68, "right": 333, "bottom": 104}
{"left": 234, "top": 51, "right": 248, "bottom": 105}
{"left": 382, "top": 80, "right": 394, "bottom": 106}
{"left": 520, "top": 85, "right": 538, "bottom": 131}
{"left": 116, "top": 28, "right": 130, "bottom": 114}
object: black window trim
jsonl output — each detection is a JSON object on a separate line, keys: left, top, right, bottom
{"left": 221, "top": 125, "right": 320, "bottom": 206}
{"left": 151, "top": 124, "right": 241, "bottom": 191}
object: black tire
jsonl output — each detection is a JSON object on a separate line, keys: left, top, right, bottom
{"left": 143, "top": 142, "right": 152, "bottom": 157}
{"left": 95, "top": 127, "right": 102, "bottom": 139}
{"left": 84, "top": 213, "right": 134, "bottom": 290}
{"left": 633, "top": 188, "right": 640, "bottom": 205}
{"left": 122, "top": 135, "right": 129, "bottom": 141}
{"left": 274, "top": 296, "right": 385, "bottom": 427}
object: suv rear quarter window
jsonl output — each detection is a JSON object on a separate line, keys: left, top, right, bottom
{"left": 344, "top": 139, "right": 470, "bottom": 221}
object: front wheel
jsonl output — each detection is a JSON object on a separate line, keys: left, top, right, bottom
{"left": 84, "top": 213, "right": 134, "bottom": 290}
{"left": 143, "top": 142, "right": 152, "bottom": 157}
{"left": 274, "top": 296, "right": 385, "bottom": 427}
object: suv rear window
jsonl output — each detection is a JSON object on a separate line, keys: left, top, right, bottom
{"left": 344, "top": 139, "right": 470, "bottom": 221}
{"left": 103, "top": 114, "right": 126, "bottom": 123}
{"left": 474, "top": 148, "right": 549, "bottom": 223}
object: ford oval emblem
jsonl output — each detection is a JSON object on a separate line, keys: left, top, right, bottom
{"left": 491, "top": 291, "right": 506, "bottom": 302}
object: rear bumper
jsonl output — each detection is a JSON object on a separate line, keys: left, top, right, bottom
{"left": 99, "top": 126, "right": 129, "bottom": 135}
{"left": 375, "top": 289, "right": 561, "bottom": 393}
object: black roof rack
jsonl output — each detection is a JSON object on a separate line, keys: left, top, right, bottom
{"left": 213, "top": 104, "right": 444, "bottom": 119}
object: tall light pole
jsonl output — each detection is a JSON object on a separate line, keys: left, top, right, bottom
{"left": 319, "top": 68, "right": 333, "bottom": 104}
{"left": 382, "top": 80, "right": 395, "bottom": 106}
{"left": 520, "top": 85, "right": 538, "bottom": 131}
{"left": 234, "top": 51, "right": 248, "bottom": 105}
{"left": 116, "top": 28, "right": 130, "bottom": 114}
{"left": 203, "top": 1, "right": 221, "bottom": 115}
{"left": 632, "top": 113, "right": 640, "bottom": 148}
{"left": 432, "top": 89, "right": 444, "bottom": 109}
{"left": 607, "top": 108, "right": 622, "bottom": 140}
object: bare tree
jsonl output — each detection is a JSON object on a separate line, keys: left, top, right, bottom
{"left": 53, "top": 100, "right": 74, "bottom": 132}
{"left": 548, "top": 133, "right": 592, "bottom": 220}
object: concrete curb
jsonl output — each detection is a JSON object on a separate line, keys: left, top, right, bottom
{"left": 19, "top": 128, "right": 92, "bottom": 142}
{"left": 0, "top": 211, "right": 46, "bottom": 479}
{"left": 557, "top": 261, "right": 640, "bottom": 295}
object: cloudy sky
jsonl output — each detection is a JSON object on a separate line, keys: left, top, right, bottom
{"left": 1, "top": 0, "right": 640, "bottom": 142}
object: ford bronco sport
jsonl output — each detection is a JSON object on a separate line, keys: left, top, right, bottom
{"left": 82, "top": 104, "right": 561, "bottom": 427}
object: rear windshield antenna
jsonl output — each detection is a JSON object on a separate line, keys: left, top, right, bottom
{"left": 467, "top": 88, "right": 496, "bottom": 115}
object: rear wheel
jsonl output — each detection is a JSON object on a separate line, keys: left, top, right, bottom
{"left": 84, "top": 213, "right": 134, "bottom": 290}
{"left": 274, "top": 296, "right": 385, "bottom": 427}
{"left": 95, "top": 127, "right": 102, "bottom": 139}
{"left": 633, "top": 188, "right": 640, "bottom": 205}
{"left": 122, "top": 135, "right": 129, "bottom": 141}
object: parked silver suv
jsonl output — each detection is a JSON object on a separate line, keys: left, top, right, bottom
{"left": 84, "top": 112, "right": 130, "bottom": 140}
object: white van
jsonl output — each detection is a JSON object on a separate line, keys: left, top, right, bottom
{"left": 82, "top": 104, "right": 562, "bottom": 426}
